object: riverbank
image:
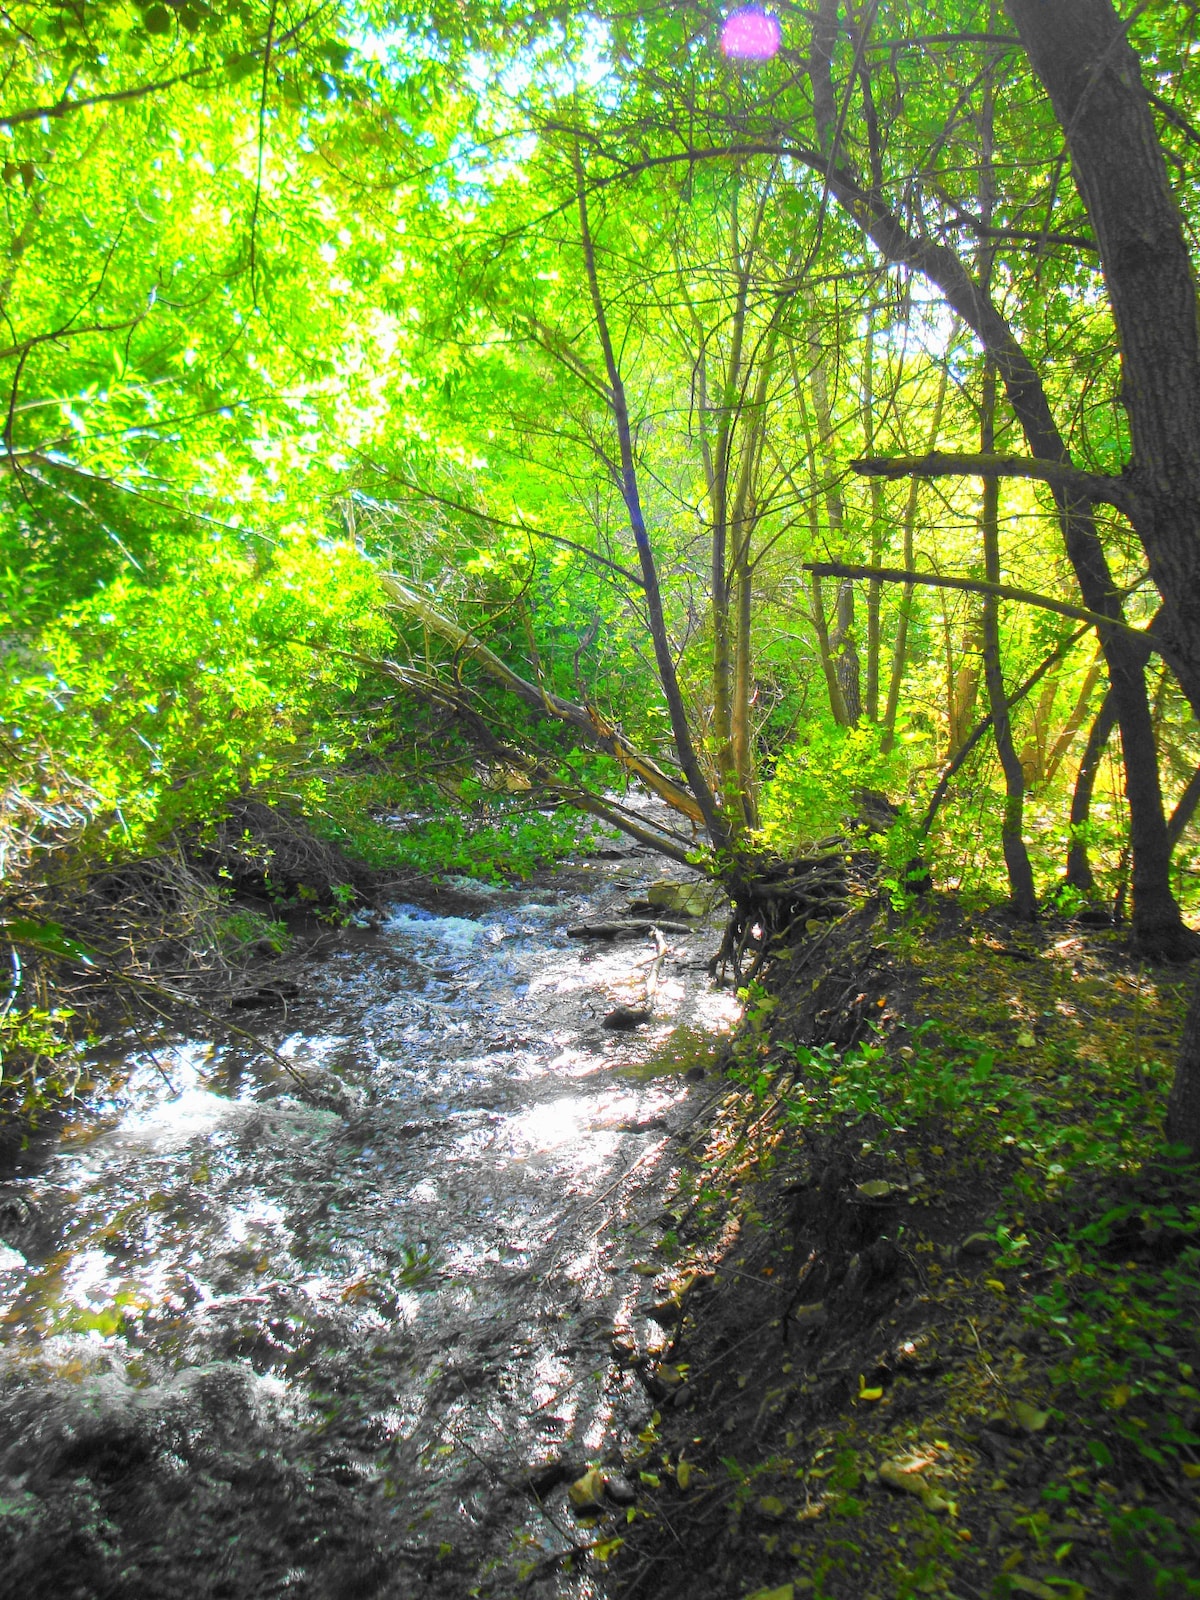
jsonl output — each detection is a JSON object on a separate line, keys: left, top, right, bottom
{"left": 603, "top": 896, "right": 1199, "bottom": 1600}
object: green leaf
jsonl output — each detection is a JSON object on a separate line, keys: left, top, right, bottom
{"left": 1, "top": 919, "right": 97, "bottom": 965}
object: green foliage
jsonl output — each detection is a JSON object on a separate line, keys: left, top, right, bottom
{"left": 310, "top": 770, "right": 603, "bottom": 883}
{"left": 758, "top": 721, "right": 905, "bottom": 855}
{"left": 0, "top": 1003, "right": 87, "bottom": 1113}
{"left": 214, "top": 907, "right": 290, "bottom": 957}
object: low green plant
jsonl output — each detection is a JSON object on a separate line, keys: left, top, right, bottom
{"left": 310, "top": 770, "right": 606, "bottom": 882}
{"left": 215, "top": 907, "right": 291, "bottom": 958}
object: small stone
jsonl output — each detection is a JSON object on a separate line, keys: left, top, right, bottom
{"left": 604, "top": 1472, "right": 636, "bottom": 1505}
{"left": 603, "top": 1006, "right": 652, "bottom": 1030}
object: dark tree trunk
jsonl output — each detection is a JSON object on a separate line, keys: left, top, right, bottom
{"left": 1168, "top": 767, "right": 1200, "bottom": 853}
{"left": 980, "top": 365, "right": 1036, "bottom": 918}
{"left": 807, "top": 0, "right": 1191, "bottom": 955}
{"left": 1168, "top": 976, "right": 1200, "bottom": 1158}
{"left": 1065, "top": 689, "right": 1116, "bottom": 896}
{"left": 1007, "top": 0, "right": 1200, "bottom": 720}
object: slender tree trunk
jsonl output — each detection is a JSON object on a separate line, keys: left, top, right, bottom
{"left": 949, "top": 621, "right": 983, "bottom": 758}
{"left": 808, "top": 571, "right": 851, "bottom": 726}
{"left": 862, "top": 316, "right": 884, "bottom": 722}
{"left": 1168, "top": 767, "right": 1200, "bottom": 855}
{"left": 796, "top": 354, "right": 852, "bottom": 726}
{"left": 1018, "top": 671, "right": 1060, "bottom": 790}
{"left": 573, "top": 146, "right": 728, "bottom": 850}
{"left": 727, "top": 318, "right": 780, "bottom": 830}
{"left": 976, "top": 26, "right": 1035, "bottom": 918}
{"left": 981, "top": 368, "right": 1037, "bottom": 918}
{"left": 1065, "top": 689, "right": 1117, "bottom": 896}
{"left": 1041, "top": 646, "right": 1104, "bottom": 790}
{"left": 1167, "top": 977, "right": 1200, "bottom": 1157}
{"left": 883, "top": 363, "right": 949, "bottom": 753}
{"left": 807, "top": 318, "right": 861, "bottom": 723}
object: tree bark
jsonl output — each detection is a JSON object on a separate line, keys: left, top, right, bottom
{"left": 806, "top": 317, "right": 861, "bottom": 723}
{"left": 882, "top": 364, "right": 949, "bottom": 754}
{"left": 980, "top": 365, "right": 1037, "bottom": 919}
{"left": 1065, "top": 689, "right": 1117, "bottom": 897}
{"left": 1006, "top": 0, "right": 1200, "bottom": 720}
{"left": 1041, "top": 645, "right": 1104, "bottom": 790}
{"left": 1167, "top": 976, "right": 1200, "bottom": 1157}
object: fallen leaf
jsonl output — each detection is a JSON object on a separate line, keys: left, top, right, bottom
{"left": 856, "top": 1179, "right": 896, "bottom": 1199}
{"left": 878, "top": 1460, "right": 929, "bottom": 1498}
{"left": 568, "top": 1469, "right": 606, "bottom": 1510}
{"left": 676, "top": 1460, "right": 692, "bottom": 1490}
{"left": 858, "top": 1374, "right": 884, "bottom": 1401}
{"left": 1013, "top": 1401, "right": 1049, "bottom": 1433}
{"left": 1006, "top": 1578, "right": 1058, "bottom": 1600}
{"left": 591, "top": 1535, "right": 625, "bottom": 1562}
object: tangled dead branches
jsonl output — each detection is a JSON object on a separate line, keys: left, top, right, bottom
{"left": 714, "top": 838, "right": 881, "bottom": 985}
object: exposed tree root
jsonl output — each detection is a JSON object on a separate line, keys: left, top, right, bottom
{"left": 712, "top": 840, "right": 880, "bottom": 985}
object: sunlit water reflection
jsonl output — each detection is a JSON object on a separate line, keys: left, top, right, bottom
{"left": 0, "top": 847, "right": 737, "bottom": 1598}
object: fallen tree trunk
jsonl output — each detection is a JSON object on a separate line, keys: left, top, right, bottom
{"left": 363, "top": 614, "right": 879, "bottom": 982}
{"left": 380, "top": 576, "right": 705, "bottom": 826}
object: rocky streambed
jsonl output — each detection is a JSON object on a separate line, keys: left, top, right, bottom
{"left": 0, "top": 846, "right": 738, "bottom": 1600}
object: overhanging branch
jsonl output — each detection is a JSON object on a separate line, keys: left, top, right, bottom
{"left": 805, "top": 563, "right": 1161, "bottom": 651}
{"left": 849, "top": 450, "right": 1134, "bottom": 514}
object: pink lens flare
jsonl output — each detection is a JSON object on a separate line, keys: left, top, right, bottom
{"left": 720, "top": 7, "right": 781, "bottom": 61}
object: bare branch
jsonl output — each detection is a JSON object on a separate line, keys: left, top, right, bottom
{"left": 805, "top": 562, "right": 1162, "bottom": 650}
{"left": 850, "top": 449, "right": 1135, "bottom": 513}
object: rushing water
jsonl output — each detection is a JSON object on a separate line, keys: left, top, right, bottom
{"left": 0, "top": 847, "right": 737, "bottom": 1599}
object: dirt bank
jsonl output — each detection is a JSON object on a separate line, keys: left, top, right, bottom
{"left": 581, "top": 895, "right": 1199, "bottom": 1600}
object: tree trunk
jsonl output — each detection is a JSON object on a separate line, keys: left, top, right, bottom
{"left": 1167, "top": 976, "right": 1200, "bottom": 1157}
{"left": 1007, "top": 0, "right": 1200, "bottom": 721}
{"left": 795, "top": 349, "right": 852, "bottom": 727}
{"left": 808, "top": 572, "right": 851, "bottom": 727}
{"left": 862, "top": 316, "right": 884, "bottom": 722}
{"left": 1041, "top": 645, "right": 1104, "bottom": 789}
{"left": 573, "top": 147, "right": 728, "bottom": 850}
{"left": 807, "top": 320, "right": 861, "bottom": 723}
{"left": 1018, "top": 671, "right": 1060, "bottom": 790}
{"left": 1168, "top": 767, "right": 1200, "bottom": 855}
{"left": 1065, "top": 689, "right": 1116, "bottom": 896}
{"left": 883, "top": 364, "right": 948, "bottom": 754}
{"left": 980, "top": 366, "right": 1037, "bottom": 919}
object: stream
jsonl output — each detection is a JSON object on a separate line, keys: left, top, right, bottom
{"left": 0, "top": 844, "right": 738, "bottom": 1599}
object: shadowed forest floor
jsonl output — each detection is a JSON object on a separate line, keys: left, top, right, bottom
{"left": 582, "top": 896, "right": 1200, "bottom": 1600}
